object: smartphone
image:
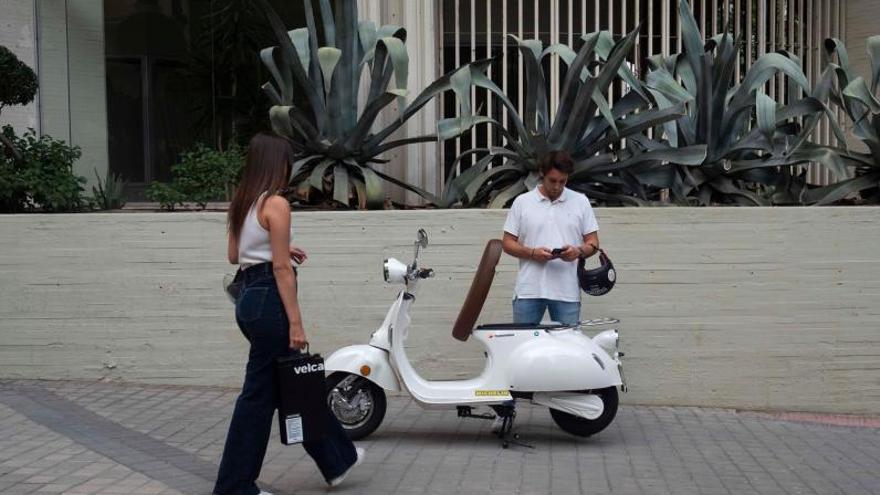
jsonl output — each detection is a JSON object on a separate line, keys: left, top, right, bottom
{"left": 551, "top": 248, "right": 564, "bottom": 258}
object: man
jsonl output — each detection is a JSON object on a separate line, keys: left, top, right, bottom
{"left": 501, "top": 151, "right": 600, "bottom": 326}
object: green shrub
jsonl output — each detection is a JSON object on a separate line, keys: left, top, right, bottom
{"left": 146, "top": 143, "right": 244, "bottom": 210}
{"left": 0, "top": 125, "right": 85, "bottom": 212}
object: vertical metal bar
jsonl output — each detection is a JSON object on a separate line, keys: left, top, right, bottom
{"left": 769, "top": 0, "right": 776, "bottom": 98}
{"left": 735, "top": 0, "right": 741, "bottom": 81}
{"left": 471, "top": 0, "right": 477, "bottom": 161}
{"left": 677, "top": 0, "right": 683, "bottom": 54}
{"left": 608, "top": 0, "right": 614, "bottom": 33}
{"left": 808, "top": 0, "right": 815, "bottom": 186}
{"left": 713, "top": 0, "right": 719, "bottom": 36}
{"left": 662, "top": 0, "right": 670, "bottom": 56}
{"left": 535, "top": 0, "right": 540, "bottom": 134}
{"left": 810, "top": 0, "right": 820, "bottom": 183}
{"left": 518, "top": 0, "right": 523, "bottom": 117}
{"left": 797, "top": 0, "right": 804, "bottom": 95}
{"left": 569, "top": 0, "right": 574, "bottom": 44}
{"left": 635, "top": 0, "right": 641, "bottom": 77}
{"left": 551, "top": 0, "right": 559, "bottom": 118}
{"left": 758, "top": 0, "right": 766, "bottom": 57}
{"left": 595, "top": 0, "right": 600, "bottom": 32}
{"left": 608, "top": 0, "right": 614, "bottom": 102}
{"left": 747, "top": 0, "right": 753, "bottom": 68}
{"left": 502, "top": 0, "right": 508, "bottom": 145}
{"left": 487, "top": 0, "right": 493, "bottom": 149}
{"left": 582, "top": 0, "right": 587, "bottom": 36}
{"left": 724, "top": 0, "right": 730, "bottom": 28}
{"left": 454, "top": 0, "right": 461, "bottom": 170}
{"left": 701, "top": 0, "right": 707, "bottom": 37}
{"left": 648, "top": 0, "right": 655, "bottom": 56}
{"left": 840, "top": 0, "right": 847, "bottom": 177}
{"left": 437, "top": 0, "right": 446, "bottom": 183}
{"left": 824, "top": 0, "right": 832, "bottom": 184}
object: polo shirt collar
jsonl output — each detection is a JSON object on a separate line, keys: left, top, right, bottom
{"left": 536, "top": 186, "right": 569, "bottom": 203}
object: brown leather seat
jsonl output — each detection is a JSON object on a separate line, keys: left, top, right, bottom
{"left": 452, "top": 239, "right": 503, "bottom": 341}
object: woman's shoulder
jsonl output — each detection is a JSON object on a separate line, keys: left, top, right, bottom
{"left": 261, "top": 194, "right": 291, "bottom": 213}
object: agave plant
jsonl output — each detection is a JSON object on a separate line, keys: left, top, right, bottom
{"left": 644, "top": 0, "right": 845, "bottom": 206}
{"left": 804, "top": 36, "right": 880, "bottom": 204}
{"left": 256, "top": 0, "right": 488, "bottom": 209}
{"left": 440, "top": 26, "right": 699, "bottom": 208}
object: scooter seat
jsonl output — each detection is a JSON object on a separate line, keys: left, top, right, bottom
{"left": 475, "top": 322, "right": 570, "bottom": 330}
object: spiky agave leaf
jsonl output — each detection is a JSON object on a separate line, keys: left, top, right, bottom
{"left": 255, "top": 0, "right": 491, "bottom": 209}
{"left": 452, "top": 25, "right": 690, "bottom": 208}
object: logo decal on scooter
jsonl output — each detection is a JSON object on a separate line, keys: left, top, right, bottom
{"left": 492, "top": 333, "right": 515, "bottom": 338}
{"left": 475, "top": 390, "right": 512, "bottom": 398}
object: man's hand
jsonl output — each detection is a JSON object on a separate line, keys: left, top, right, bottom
{"left": 289, "top": 245, "right": 308, "bottom": 264}
{"left": 289, "top": 323, "right": 308, "bottom": 350}
{"left": 559, "top": 245, "right": 581, "bottom": 262}
{"left": 531, "top": 247, "right": 555, "bottom": 262}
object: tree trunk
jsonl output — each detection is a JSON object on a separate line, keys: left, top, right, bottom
{"left": 0, "top": 132, "right": 23, "bottom": 162}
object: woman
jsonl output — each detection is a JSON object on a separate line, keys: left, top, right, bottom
{"left": 214, "top": 133, "right": 363, "bottom": 495}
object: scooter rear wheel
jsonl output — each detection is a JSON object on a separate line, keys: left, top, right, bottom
{"left": 326, "top": 372, "right": 387, "bottom": 440}
{"left": 549, "top": 387, "right": 619, "bottom": 437}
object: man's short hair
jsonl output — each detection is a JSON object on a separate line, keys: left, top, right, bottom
{"left": 538, "top": 151, "right": 575, "bottom": 176}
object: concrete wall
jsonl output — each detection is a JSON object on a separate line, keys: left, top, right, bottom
{"left": 34, "top": 0, "right": 108, "bottom": 191}
{"left": 0, "top": 208, "right": 878, "bottom": 414}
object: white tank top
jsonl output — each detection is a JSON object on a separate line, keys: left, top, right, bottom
{"left": 238, "top": 193, "right": 273, "bottom": 268}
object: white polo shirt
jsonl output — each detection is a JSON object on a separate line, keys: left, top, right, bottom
{"left": 503, "top": 187, "right": 599, "bottom": 302}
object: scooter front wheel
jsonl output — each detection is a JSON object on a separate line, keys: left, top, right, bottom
{"left": 326, "top": 372, "right": 387, "bottom": 440}
{"left": 549, "top": 387, "right": 619, "bottom": 437}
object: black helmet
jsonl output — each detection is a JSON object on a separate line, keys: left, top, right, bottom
{"left": 577, "top": 249, "right": 616, "bottom": 296}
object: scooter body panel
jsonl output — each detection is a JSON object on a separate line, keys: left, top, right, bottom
{"left": 387, "top": 292, "right": 622, "bottom": 408}
{"left": 324, "top": 344, "right": 400, "bottom": 392}
{"left": 495, "top": 328, "right": 622, "bottom": 392}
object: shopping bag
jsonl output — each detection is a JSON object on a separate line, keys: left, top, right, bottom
{"left": 275, "top": 349, "right": 329, "bottom": 445}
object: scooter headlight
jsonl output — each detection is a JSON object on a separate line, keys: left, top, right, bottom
{"left": 383, "top": 258, "right": 408, "bottom": 284}
{"left": 592, "top": 329, "right": 619, "bottom": 357}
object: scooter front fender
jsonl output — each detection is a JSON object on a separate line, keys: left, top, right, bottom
{"left": 324, "top": 344, "right": 400, "bottom": 392}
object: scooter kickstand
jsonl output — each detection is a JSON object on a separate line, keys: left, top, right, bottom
{"left": 492, "top": 404, "right": 534, "bottom": 450}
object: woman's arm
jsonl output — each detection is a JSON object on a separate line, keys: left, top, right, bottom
{"left": 262, "top": 195, "right": 308, "bottom": 350}
{"left": 227, "top": 233, "right": 238, "bottom": 264}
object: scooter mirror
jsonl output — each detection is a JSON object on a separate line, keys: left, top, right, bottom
{"left": 416, "top": 229, "right": 429, "bottom": 248}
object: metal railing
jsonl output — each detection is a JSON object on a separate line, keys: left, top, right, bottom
{"left": 439, "top": 0, "right": 846, "bottom": 186}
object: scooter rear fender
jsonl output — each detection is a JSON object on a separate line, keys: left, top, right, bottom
{"left": 506, "top": 330, "right": 622, "bottom": 392}
{"left": 324, "top": 344, "right": 400, "bottom": 392}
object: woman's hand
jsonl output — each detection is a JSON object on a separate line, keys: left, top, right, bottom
{"left": 289, "top": 323, "right": 308, "bottom": 350}
{"left": 289, "top": 245, "right": 308, "bottom": 264}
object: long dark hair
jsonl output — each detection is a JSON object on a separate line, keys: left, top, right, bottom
{"left": 228, "top": 133, "right": 293, "bottom": 241}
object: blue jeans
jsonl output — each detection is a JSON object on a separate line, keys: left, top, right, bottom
{"left": 512, "top": 297, "right": 581, "bottom": 326}
{"left": 214, "top": 263, "right": 356, "bottom": 495}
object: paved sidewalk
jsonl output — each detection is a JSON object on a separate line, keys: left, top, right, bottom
{"left": 0, "top": 380, "right": 877, "bottom": 495}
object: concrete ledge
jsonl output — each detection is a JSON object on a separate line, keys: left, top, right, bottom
{"left": 0, "top": 207, "right": 878, "bottom": 414}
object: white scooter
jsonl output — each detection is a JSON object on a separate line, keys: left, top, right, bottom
{"left": 324, "top": 230, "right": 625, "bottom": 445}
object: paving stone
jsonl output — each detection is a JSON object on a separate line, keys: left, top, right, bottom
{"left": 0, "top": 380, "right": 878, "bottom": 494}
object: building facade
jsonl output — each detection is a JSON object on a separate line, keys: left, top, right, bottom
{"left": 0, "top": 0, "right": 874, "bottom": 199}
